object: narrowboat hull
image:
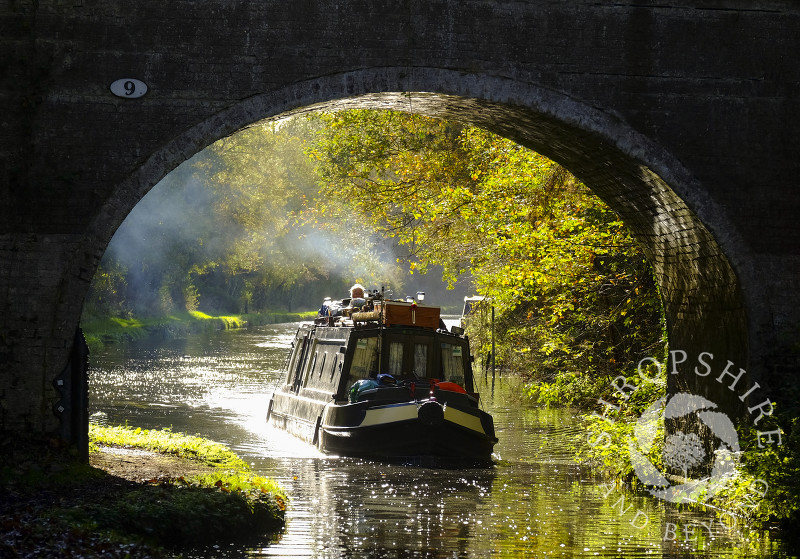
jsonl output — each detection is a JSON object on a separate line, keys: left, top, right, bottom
{"left": 267, "top": 387, "right": 497, "bottom": 463}
{"left": 318, "top": 400, "right": 496, "bottom": 462}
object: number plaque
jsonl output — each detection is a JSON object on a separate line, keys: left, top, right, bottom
{"left": 109, "top": 78, "right": 148, "bottom": 98}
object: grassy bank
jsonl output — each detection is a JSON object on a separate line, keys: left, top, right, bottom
{"left": 81, "top": 309, "right": 317, "bottom": 352}
{"left": 89, "top": 424, "right": 255, "bottom": 470}
{"left": 89, "top": 425, "right": 287, "bottom": 546}
{"left": 1, "top": 426, "right": 287, "bottom": 557}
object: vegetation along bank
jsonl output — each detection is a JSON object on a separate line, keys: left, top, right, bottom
{"left": 81, "top": 309, "right": 317, "bottom": 352}
{"left": 0, "top": 425, "right": 287, "bottom": 558}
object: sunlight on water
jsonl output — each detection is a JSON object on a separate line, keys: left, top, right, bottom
{"left": 88, "top": 324, "right": 796, "bottom": 559}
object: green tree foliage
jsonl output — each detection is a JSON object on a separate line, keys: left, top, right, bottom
{"left": 191, "top": 117, "right": 331, "bottom": 313}
{"left": 85, "top": 118, "right": 404, "bottom": 320}
{"left": 305, "top": 110, "right": 665, "bottom": 405}
{"left": 87, "top": 109, "right": 665, "bottom": 405}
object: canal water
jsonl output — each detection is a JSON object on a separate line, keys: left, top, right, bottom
{"left": 88, "top": 323, "right": 793, "bottom": 558}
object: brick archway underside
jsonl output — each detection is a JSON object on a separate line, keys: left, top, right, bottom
{"left": 84, "top": 80, "right": 749, "bottom": 414}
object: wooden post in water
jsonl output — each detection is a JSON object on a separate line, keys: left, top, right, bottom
{"left": 377, "top": 286, "right": 384, "bottom": 377}
{"left": 491, "top": 304, "right": 496, "bottom": 380}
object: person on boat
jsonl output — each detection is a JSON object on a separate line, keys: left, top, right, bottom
{"left": 318, "top": 297, "right": 332, "bottom": 316}
{"left": 349, "top": 283, "right": 367, "bottom": 309}
{"left": 319, "top": 297, "right": 345, "bottom": 318}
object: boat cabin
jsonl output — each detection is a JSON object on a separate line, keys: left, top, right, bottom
{"left": 281, "top": 321, "right": 474, "bottom": 404}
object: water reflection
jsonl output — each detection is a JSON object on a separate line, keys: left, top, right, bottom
{"left": 88, "top": 324, "right": 794, "bottom": 558}
{"left": 248, "top": 458, "right": 497, "bottom": 558}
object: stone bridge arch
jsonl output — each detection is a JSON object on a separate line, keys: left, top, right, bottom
{"left": 1, "top": 1, "right": 797, "bottom": 446}
{"left": 85, "top": 69, "right": 752, "bottom": 410}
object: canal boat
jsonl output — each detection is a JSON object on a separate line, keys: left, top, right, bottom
{"left": 266, "top": 290, "right": 498, "bottom": 464}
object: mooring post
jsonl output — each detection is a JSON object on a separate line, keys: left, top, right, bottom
{"left": 491, "top": 305, "right": 496, "bottom": 381}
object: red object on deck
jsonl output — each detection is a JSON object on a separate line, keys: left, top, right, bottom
{"left": 435, "top": 381, "right": 467, "bottom": 394}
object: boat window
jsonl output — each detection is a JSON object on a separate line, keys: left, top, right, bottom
{"left": 317, "top": 353, "right": 326, "bottom": 378}
{"left": 413, "top": 343, "right": 428, "bottom": 377}
{"left": 440, "top": 342, "right": 465, "bottom": 385}
{"left": 286, "top": 339, "right": 302, "bottom": 385}
{"left": 349, "top": 336, "right": 379, "bottom": 381}
{"left": 288, "top": 332, "right": 311, "bottom": 390}
{"left": 329, "top": 354, "right": 338, "bottom": 380}
{"left": 388, "top": 342, "right": 404, "bottom": 376}
{"left": 304, "top": 351, "right": 319, "bottom": 387}
{"left": 283, "top": 341, "right": 295, "bottom": 384}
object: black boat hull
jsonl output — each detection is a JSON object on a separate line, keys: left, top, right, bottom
{"left": 320, "top": 418, "right": 495, "bottom": 463}
{"left": 268, "top": 391, "right": 497, "bottom": 463}
{"left": 319, "top": 399, "right": 496, "bottom": 463}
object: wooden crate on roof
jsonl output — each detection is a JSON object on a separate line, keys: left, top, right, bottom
{"left": 374, "top": 301, "right": 440, "bottom": 329}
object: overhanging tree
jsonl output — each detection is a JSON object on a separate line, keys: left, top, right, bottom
{"left": 305, "top": 109, "right": 665, "bottom": 405}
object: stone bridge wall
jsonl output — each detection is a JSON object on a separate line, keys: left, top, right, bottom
{"left": 1, "top": 1, "right": 799, "bottom": 436}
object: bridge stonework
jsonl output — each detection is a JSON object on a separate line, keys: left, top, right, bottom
{"left": 1, "top": 1, "right": 799, "bottom": 438}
